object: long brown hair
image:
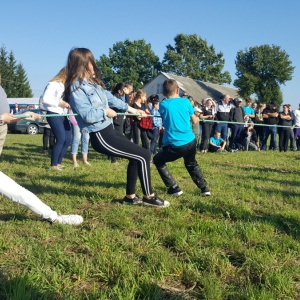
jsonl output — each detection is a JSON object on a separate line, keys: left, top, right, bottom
{"left": 64, "top": 48, "right": 105, "bottom": 102}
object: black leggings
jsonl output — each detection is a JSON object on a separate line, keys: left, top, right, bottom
{"left": 90, "top": 124, "right": 152, "bottom": 196}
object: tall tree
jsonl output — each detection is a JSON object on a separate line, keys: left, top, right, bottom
{"left": 96, "top": 39, "right": 161, "bottom": 90}
{"left": 234, "top": 44, "right": 294, "bottom": 106}
{"left": 0, "top": 46, "right": 33, "bottom": 97}
{"left": 162, "top": 34, "right": 231, "bottom": 84}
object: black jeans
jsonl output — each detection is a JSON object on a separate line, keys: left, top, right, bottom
{"left": 153, "top": 139, "right": 208, "bottom": 189}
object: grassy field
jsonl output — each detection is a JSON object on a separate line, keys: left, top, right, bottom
{"left": 0, "top": 133, "right": 299, "bottom": 300}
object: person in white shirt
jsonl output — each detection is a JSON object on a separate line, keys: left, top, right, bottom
{"left": 293, "top": 103, "right": 300, "bottom": 150}
{"left": 42, "top": 67, "right": 71, "bottom": 171}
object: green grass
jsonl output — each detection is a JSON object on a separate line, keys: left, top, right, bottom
{"left": 0, "top": 133, "right": 299, "bottom": 300}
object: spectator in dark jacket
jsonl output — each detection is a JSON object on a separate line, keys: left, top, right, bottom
{"left": 261, "top": 101, "right": 279, "bottom": 151}
{"left": 229, "top": 98, "right": 245, "bottom": 150}
{"left": 278, "top": 104, "right": 293, "bottom": 152}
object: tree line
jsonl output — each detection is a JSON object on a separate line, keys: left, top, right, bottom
{"left": 0, "top": 46, "right": 33, "bottom": 97}
{"left": 0, "top": 34, "right": 295, "bottom": 106}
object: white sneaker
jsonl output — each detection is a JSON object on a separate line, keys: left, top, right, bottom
{"left": 73, "top": 163, "right": 79, "bottom": 168}
{"left": 55, "top": 215, "right": 83, "bottom": 225}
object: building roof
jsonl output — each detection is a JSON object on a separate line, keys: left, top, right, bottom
{"left": 161, "top": 72, "right": 239, "bottom": 102}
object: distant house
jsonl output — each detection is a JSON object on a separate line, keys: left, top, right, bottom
{"left": 143, "top": 72, "right": 239, "bottom": 103}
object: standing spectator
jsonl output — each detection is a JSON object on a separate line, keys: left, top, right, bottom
{"left": 42, "top": 67, "right": 71, "bottom": 171}
{"left": 251, "top": 101, "right": 258, "bottom": 111}
{"left": 254, "top": 103, "right": 265, "bottom": 147}
{"left": 261, "top": 101, "right": 279, "bottom": 151}
{"left": 293, "top": 103, "right": 300, "bottom": 150}
{"left": 153, "top": 79, "right": 210, "bottom": 197}
{"left": 123, "top": 83, "right": 134, "bottom": 140}
{"left": 11, "top": 103, "right": 20, "bottom": 114}
{"left": 243, "top": 98, "right": 255, "bottom": 121}
{"left": 110, "top": 82, "right": 127, "bottom": 165}
{"left": 64, "top": 47, "right": 169, "bottom": 207}
{"left": 42, "top": 120, "right": 55, "bottom": 156}
{"left": 0, "top": 74, "right": 10, "bottom": 155}
{"left": 188, "top": 96, "right": 201, "bottom": 149}
{"left": 132, "top": 90, "right": 151, "bottom": 151}
{"left": 199, "top": 98, "right": 215, "bottom": 153}
{"left": 229, "top": 98, "right": 245, "bottom": 150}
{"left": 215, "top": 94, "right": 234, "bottom": 145}
{"left": 278, "top": 104, "right": 292, "bottom": 152}
{"left": 287, "top": 104, "right": 296, "bottom": 151}
{"left": 150, "top": 98, "right": 162, "bottom": 157}
{"left": 69, "top": 114, "right": 91, "bottom": 167}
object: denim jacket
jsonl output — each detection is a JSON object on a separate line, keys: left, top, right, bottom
{"left": 69, "top": 80, "right": 129, "bottom": 133}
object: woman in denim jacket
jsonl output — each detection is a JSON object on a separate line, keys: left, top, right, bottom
{"left": 64, "top": 48, "right": 169, "bottom": 208}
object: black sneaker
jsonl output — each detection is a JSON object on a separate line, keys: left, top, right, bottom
{"left": 201, "top": 187, "right": 211, "bottom": 197}
{"left": 167, "top": 185, "right": 183, "bottom": 196}
{"left": 123, "top": 195, "right": 143, "bottom": 205}
{"left": 142, "top": 195, "right": 170, "bottom": 207}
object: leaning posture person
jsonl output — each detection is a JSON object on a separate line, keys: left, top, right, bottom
{"left": 153, "top": 79, "right": 211, "bottom": 197}
{"left": 64, "top": 48, "right": 169, "bottom": 207}
{"left": 0, "top": 112, "right": 83, "bottom": 225}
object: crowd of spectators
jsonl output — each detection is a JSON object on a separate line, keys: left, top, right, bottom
{"left": 180, "top": 94, "right": 300, "bottom": 153}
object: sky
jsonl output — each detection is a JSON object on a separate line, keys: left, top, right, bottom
{"left": 1, "top": 0, "right": 300, "bottom": 108}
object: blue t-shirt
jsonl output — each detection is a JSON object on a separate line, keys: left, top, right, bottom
{"left": 159, "top": 97, "right": 195, "bottom": 147}
{"left": 243, "top": 106, "right": 254, "bottom": 120}
{"left": 210, "top": 136, "right": 223, "bottom": 146}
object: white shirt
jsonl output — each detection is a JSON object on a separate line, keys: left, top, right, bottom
{"left": 293, "top": 109, "right": 300, "bottom": 126}
{"left": 42, "top": 81, "right": 66, "bottom": 114}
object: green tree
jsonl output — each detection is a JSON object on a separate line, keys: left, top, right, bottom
{"left": 234, "top": 44, "right": 294, "bottom": 106}
{"left": 162, "top": 33, "right": 231, "bottom": 84}
{"left": 0, "top": 46, "right": 33, "bottom": 97}
{"left": 96, "top": 39, "right": 161, "bottom": 90}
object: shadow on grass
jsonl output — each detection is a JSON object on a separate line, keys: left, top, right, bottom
{"left": 0, "top": 270, "right": 56, "bottom": 300}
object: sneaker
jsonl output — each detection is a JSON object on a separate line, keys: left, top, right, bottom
{"left": 49, "top": 166, "right": 62, "bottom": 171}
{"left": 55, "top": 215, "right": 83, "bottom": 225}
{"left": 167, "top": 185, "right": 183, "bottom": 196}
{"left": 201, "top": 187, "right": 211, "bottom": 197}
{"left": 83, "top": 161, "right": 91, "bottom": 166}
{"left": 123, "top": 195, "right": 143, "bottom": 205}
{"left": 142, "top": 195, "right": 170, "bottom": 207}
{"left": 73, "top": 163, "right": 79, "bottom": 168}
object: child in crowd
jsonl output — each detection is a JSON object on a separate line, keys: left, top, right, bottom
{"left": 208, "top": 130, "right": 226, "bottom": 152}
{"left": 153, "top": 79, "right": 210, "bottom": 197}
{"left": 150, "top": 98, "right": 162, "bottom": 157}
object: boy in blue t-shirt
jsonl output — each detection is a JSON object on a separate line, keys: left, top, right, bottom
{"left": 153, "top": 79, "right": 210, "bottom": 197}
{"left": 209, "top": 130, "right": 227, "bottom": 152}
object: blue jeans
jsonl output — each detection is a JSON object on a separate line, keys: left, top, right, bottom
{"left": 150, "top": 127, "right": 160, "bottom": 155}
{"left": 262, "top": 126, "right": 277, "bottom": 150}
{"left": 215, "top": 122, "right": 229, "bottom": 141}
{"left": 46, "top": 113, "right": 72, "bottom": 166}
{"left": 229, "top": 124, "right": 244, "bottom": 150}
{"left": 71, "top": 124, "right": 90, "bottom": 154}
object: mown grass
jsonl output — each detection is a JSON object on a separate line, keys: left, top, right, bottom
{"left": 0, "top": 133, "right": 299, "bottom": 300}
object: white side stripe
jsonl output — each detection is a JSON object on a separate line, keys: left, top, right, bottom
{"left": 95, "top": 132, "right": 151, "bottom": 195}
